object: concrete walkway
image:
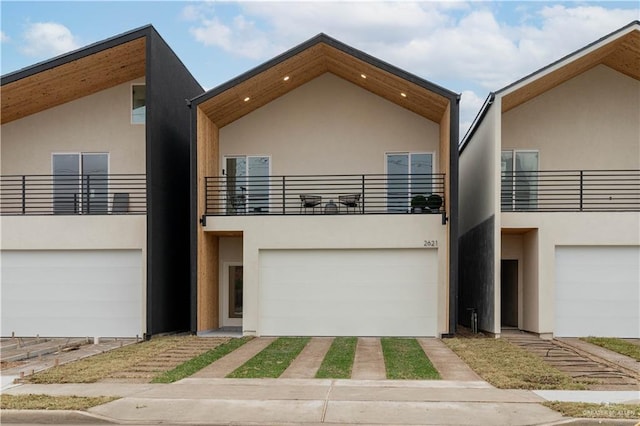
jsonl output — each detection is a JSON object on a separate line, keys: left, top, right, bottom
{"left": 418, "top": 338, "right": 483, "bottom": 381}
{"left": 557, "top": 337, "right": 640, "bottom": 379}
{"left": 191, "top": 337, "right": 276, "bottom": 378}
{"left": 281, "top": 337, "right": 333, "bottom": 379}
{"left": 5, "top": 379, "right": 638, "bottom": 424}
{"left": 2, "top": 379, "right": 570, "bottom": 425}
{"left": 351, "top": 337, "right": 386, "bottom": 380}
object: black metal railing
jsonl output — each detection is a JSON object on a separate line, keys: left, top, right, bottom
{"left": 205, "top": 173, "right": 446, "bottom": 216}
{"left": 0, "top": 174, "right": 147, "bottom": 215}
{"left": 501, "top": 169, "right": 640, "bottom": 212}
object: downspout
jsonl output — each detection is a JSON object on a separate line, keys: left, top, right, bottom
{"left": 445, "top": 93, "right": 461, "bottom": 337}
{"left": 187, "top": 98, "right": 198, "bottom": 335}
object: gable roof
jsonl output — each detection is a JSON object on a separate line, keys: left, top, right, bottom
{"left": 460, "top": 20, "right": 640, "bottom": 152}
{"left": 1, "top": 25, "right": 152, "bottom": 124}
{"left": 192, "top": 33, "right": 459, "bottom": 127}
{"left": 499, "top": 20, "right": 639, "bottom": 113}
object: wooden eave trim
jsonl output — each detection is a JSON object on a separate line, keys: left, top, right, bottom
{"left": 196, "top": 39, "right": 455, "bottom": 127}
{"left": 500, "top": 26, "right": 640, "bottom": 113}
{"left": 1, "top": 37, "right": 147, "bottom": 124}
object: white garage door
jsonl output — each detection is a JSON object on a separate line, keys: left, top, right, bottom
{"left": 1, "top": 250, "right": 143, "bottom": 337}
{"left": 259, "top": 249, "right": 438, "bottom": 336}
{"left": 555, "top": 246, "right": 639, "bottom": 338}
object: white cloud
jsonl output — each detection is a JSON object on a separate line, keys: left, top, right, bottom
{"left": 459, "top": 89, "right": 488, "bottom": 139}
{"left": 184, "top": 2, "right": 638, "bottom": 138}
{"left": 186, "top": 3, "right": 636, "bottom": 90}
{"left": 1, "top": 31, "right": 9, "bottom": 43}
{"left": 20, "top": 22, "right": 80, "bottom": 58}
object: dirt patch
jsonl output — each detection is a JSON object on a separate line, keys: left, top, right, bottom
{"left": 101, "top": 337, "right": 229, "bottom": 383}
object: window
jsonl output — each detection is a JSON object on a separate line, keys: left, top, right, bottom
{"left": 224, "top": 156, "right": 270, "bottom": 214}
{"left": 132, "top": 85, "right": 146, "bottom": 124}
{"left": 53, "top": 153, "right": 108, "bottom": 214}
{"left": 501, "top": 150, "right": 538, "bottom": 210}
{"left": 386, "top": 152, "right": 434, "bottom": 212}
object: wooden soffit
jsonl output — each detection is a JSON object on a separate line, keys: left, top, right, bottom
{"left": 502, "top": 29, "right": 640, "bottom": 113}
{"left": 198, "top": 42, "right": 451, "bottom": 128}
{"left": 1, "top": 38, "right": 146, "bottom": 124}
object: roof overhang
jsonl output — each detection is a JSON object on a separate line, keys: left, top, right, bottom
{"left": 499, "top": 22, "right": 640, "bottom": 113}
{"left": 193, "top": 34, "right": 458, "bottom": 128}
{"left": 1, "top": 31, "right": 148, "bottom": 125}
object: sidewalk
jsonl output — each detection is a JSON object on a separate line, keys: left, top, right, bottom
{"left": 0, "top": 378, "right": 552, "bottom": 425}
{"left": 3, "top": 379, "right": 639, "bottom": 425}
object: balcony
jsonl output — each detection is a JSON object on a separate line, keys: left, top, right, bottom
{"left": 0, "top": 174, "right": 146, "bottom": 215}
{"left": 501, "top": 169, "right": 640, "bottom": 212}
{"left": 205, "top": 174, "right": 446, "bottom": 216}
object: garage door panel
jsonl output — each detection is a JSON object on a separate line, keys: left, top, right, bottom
{"left": 1, "top": 250, "right": 143, "bottom": 337}
{"left": 555, "top": 246, "right": 639, "bottom": 338}
{"left": 259, "top": 249, "right": 438, "bottom": 336}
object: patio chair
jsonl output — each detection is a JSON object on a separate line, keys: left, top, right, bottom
{"left": 338, "top": 193, "right": 361, "bottom": 214}
{"left": 299, "top": 194, "right": 322, "bottom": 214}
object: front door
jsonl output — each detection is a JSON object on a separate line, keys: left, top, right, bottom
{"left": 220, "top": 262, "right": 243, "bottom": 327}
{"left": 501, "top": 259, "right": 519, "bottom": 327}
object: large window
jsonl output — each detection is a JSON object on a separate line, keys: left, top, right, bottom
{"left": 53, "top": 153, "right": 108, "bottom": 214}
{"left": 224, "top": 156, "right": 270, "bottom": 214}
{"left": 501, "top": 150, "right": 538, "bottom": 210}
{"left": 386, "top": 152, "right": 434, "bottom": 213}
{"left": 132, "top": 85, "right": 146, "bottom": 124}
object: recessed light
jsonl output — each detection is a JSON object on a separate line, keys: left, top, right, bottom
{"left": 360, "top": 74, "right": 367, "bottom": 79}
{"left": 400, "top": 92, "right": 407, "bottom": 98}
{"left": 283, "top": 76, "right": 290, "bottom": 81}
{"left": 244, "top": 96, "right": 250, "bottom": 102}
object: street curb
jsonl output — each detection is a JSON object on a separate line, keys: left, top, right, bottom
{"left": 1, "top": 409, "right": 116, "bottom": 424}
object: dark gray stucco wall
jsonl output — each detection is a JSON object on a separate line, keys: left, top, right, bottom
{"left": 145, "top": 29, "right": 203, "bottom": 336}
{"left": 458, "top": 215, "right": 495, "bottom": 332}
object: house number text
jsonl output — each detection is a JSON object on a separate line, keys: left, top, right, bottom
{"left": 424, "top": 240, "right": 438, "bottom": 247}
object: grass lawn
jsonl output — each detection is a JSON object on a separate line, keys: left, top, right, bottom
{"left": 227, "top": 337, "right": 310, "bottom": 378}
{"left": 381, "top": 338, "right": 439, "bottom": 380}
{"left": 153, "top": 337, "right": 252, "bottom": 383}
{"left": 444, "top": 337, "right": 588, "bottom": 390}
{"left": 1, "top": 394, "right": 117, "bottom": 410}
{"left": 543, "top": 401, "right": 640, "bottom": 419}
{"left": 316, "top": 337, "right": 357, "bottom": 379}
{"left": 581, "top": 337, "right": 640, "bottom": 362}
{"left": 28, "top": 336, "right": 217, "bottom": 384}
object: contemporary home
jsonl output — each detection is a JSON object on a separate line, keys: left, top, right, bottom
{"left": 190, "top": 34, "right": 460, "bottom": 337}
{"left": 459, "top": 21, "right": 639, "bottom": 338}
{"left": 1, "top": 26, "right": 203, "bottom": 338}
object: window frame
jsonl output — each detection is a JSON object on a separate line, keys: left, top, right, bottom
{"left": 222, "top": 155, "right": 272, "bottom": 214}
{"left": 384, "top": 151, "right": 436, "bottom": 213}
{"left": 51, "top": 152, "right": 110, "bottom": 214}
{"left": 501, "top": 149, "right": 539, "bottom": 211}
{"left": 131, "top": 83, "right": 146, "bottom": 125}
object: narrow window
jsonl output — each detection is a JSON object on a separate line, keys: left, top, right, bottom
{"left": 132, "top": 85, "right": 146, "bottom": 124}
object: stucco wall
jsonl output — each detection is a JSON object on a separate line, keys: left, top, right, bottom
{"left": 458, "top": 101, "right": 500, "bottom": 334}
{"left": 459, "top": 103, "right": 499, "bottom": 235}
{"left": 502, "top": 65, "right": 640, "bottom": 170}
{"left": 1, "top": 215, "right": 148, "bottom": 333}
{"left": 1, "top": 78, "right": 146, "bottom": 175}
{"left": 219, "top": 73, "right": 440, "bottom": 176}
{"left": 205, "top": 214, "right": 449, "bottom": 336}
{"left": 502, "top": 212, "right": 640, "bottom": 334}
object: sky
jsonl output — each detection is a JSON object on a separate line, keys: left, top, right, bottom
{"left": 1, "top": 1, "right": 638, "bottom": 136}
